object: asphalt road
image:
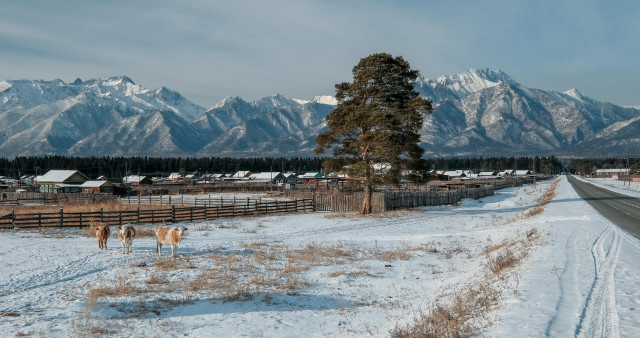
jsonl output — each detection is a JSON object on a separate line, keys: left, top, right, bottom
{"left": 568, "top": 175, "right": 640, "bottom": 239}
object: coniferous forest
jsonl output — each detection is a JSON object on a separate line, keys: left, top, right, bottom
{"left": 0, "top": 155, "right": 568, "bottom": 179}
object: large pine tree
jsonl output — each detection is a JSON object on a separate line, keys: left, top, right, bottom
{"left": 315, "top": 53, "right": 432, "bottom": 214}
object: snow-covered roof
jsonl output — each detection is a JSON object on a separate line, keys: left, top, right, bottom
{"left": 167, "top": 173, "right": 182, "bottom": 179}
{"left": 478, "top": 171, "right": 497, "bottom": 176}
{"left": 37, "top": 170, "right": 88, "bottom": 183}
{"left": 232, "top": 171, "right": 251, "bottom": 178}
{"left": 443, "top": 171, "right": 465, "bottom": 177}
{"left": 80, "top": 180, "right": 112, "bottom": 188}
{"left": 123, "top": 175, "right": 149, "bottom": 183}
{"left": 301, "top": 172, "right": 322, "bottom": 178}
{"left": 596, "top": 169, "right": 630, "bottom": 173}
{"left": 250, "top": 172, "right": 284, "bottom": 180}
{"left": 515, "top": 170, "right": 532, "bottom": 175}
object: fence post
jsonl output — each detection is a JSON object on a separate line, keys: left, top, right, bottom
{"left": 100, "top": 208, "right": 104, "bottom": 221}
{"left": 60, "top": 208, "right": 64, "bottom": 228}
{"left": 38, "top": 213, "right": 42, "bottom": 229}
{"left": 171, "top": 205, "right": 176, "bottom": 223}
{"left": 137, "top": 207, "right": 140, "bottom": 224}
{"left": 12, "top": 210, "right": 16, "bottom": 229}
{"left": 119, "top": 213, "right": 122, "bottom": 226}
{"left": 151, "top": 209, "right": 155, "bottom": 224}
{"left": 79, "top": 212, "right": 83, "bottom": 228}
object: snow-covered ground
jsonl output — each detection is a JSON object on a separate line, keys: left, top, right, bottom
{"left": 1, "top": 176, "right": 639, "bottom": 337}
{"left": 580, "top": 176, "right": 640, "bottom": 198}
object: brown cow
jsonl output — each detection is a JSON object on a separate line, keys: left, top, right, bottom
{"left": 95, "top": 222, "right": 110, "bottom": 250}
{"left": 118, "top": 224, "right": 136, "bottom": 254}
{"left": 155, "top": 226, "right": 186, "bottom": 257}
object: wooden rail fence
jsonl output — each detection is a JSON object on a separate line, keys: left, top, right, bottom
{"left": 121, "top": 195, "right": 263, "bottom": 207}
{"left": 0, "top": 198, "right": 314, "bottom": 230}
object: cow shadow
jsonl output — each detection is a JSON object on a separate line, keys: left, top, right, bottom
{"left": 100, "top": 293, "right": 353, "bottom": 318}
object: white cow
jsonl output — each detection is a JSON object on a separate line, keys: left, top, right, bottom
{"left": 155, "top": 226, "right": 186, "bottom": 257}
{"left": 118, "top": 224, "right": 136, "bottom": 254}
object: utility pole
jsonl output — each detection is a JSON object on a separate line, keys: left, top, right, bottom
{"left": 626, "top": 147, "right": 630, "bottom": 186}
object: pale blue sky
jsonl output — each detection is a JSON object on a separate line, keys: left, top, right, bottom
{"left": 2, "top": 0, "right": 639, "bottom": 107}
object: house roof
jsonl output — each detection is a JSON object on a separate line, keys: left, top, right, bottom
{"left": 123, "top": 175, "right": 149, "bottom": 183}
{"left": 167, "top": 173, "right": 182, "bottom": 179}
{"left": 443, "top": 171, "right": 465, "bottom": 177}
{"left": 478, "top": 171, "right": 497, "bottom": 176}
{"left": 232, "top": 171, "right": 251, "bottom": 178}
{"left": 596, "top": 168, "right": 629, "bottom": 173}
{"left": 80, "top": 180, "right": 113, "bottom": 188}
{"left": 250, "top": 172, "right": 284, "bottom": 180}
{"left": 301, "top": 172, "right": 322, "bottom": 178}
{"left": 37, "top": 170, "right": 88, "bottom": 183}
{"left": 515, "top": 170, "right": 532, "bottom": 175}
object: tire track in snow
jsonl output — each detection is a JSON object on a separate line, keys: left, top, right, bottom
{"left": 545, "top": 231, "right": 581, "bottom": 336}
{"left": 575, "top": 226, "right": 621, "bottom": 337}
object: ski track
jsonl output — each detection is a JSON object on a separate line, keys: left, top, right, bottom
{"left": 575, "top": 226, "right": 621, "bottom": 338}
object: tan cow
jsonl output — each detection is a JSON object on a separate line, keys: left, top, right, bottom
{"left": 95, "top": 222, "right": 110, "bottom": 250}
{"left": 155, "top": 226, "right": 187, "bottom": 257}
{"left": 118, "top": 224, "right": 136, "bottom": 254}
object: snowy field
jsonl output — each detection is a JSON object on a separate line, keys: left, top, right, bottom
{"left": 1, "top": 176, "right": 639, "bottom": 337}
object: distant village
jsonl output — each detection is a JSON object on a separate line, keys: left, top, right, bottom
{"left": 0, "top": 168, "right": 554, "bottom": 195}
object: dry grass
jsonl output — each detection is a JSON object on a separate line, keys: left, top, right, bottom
{"left": 380, "top": 249, "right": 413, "bottom": 261}
{"left": 392, "top": 228, "right": 544, "bottom": 337}
{"left": 71, "top": 318, "right": 116, "bottom": 336}
{"left": 82, "top": 240, "right": 420, "bottom": 320}
{"left": 86, "top": 274, "right": 143, "bottom": 311}
{"left": 518, "top": 179, "right": 560, "bottom": 220}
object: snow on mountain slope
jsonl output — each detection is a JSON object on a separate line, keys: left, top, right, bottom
{"left": 2, "top": 70, "right": 640, "bottom": 158}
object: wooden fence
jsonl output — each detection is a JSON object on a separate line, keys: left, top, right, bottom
{"left": 0, "top": 198, "right": 314, "bottom": 230}
{"left": 0, "top": 192, "right": 119, "bottom": 206}
{"left": 120, "top": 195, "right": 263, "bottom": 207}
{"left": 312, "top": 183, "right": 509, "bottom": 212}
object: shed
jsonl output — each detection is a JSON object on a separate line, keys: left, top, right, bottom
{"left": 80, "top": 180, "right": 114, "bottom": 194}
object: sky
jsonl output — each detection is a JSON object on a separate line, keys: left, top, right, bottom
{"left": 2, "top": 0, "right": 639, "bottom": 108}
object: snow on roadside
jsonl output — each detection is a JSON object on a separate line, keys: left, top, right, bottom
{"left": 486, "top": 175, "right": 640, "bottom": 337}
{"left": 578, "top": 176, "right": 640, "bottom": 198}
{"left": 1, "top": 177, "right": 639, "bottom": 337}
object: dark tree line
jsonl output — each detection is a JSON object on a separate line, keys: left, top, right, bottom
{"left": 0, "top": 156, "right": 325, "bottom": 179}
{"left": 567, "top": 158, "right": 639, "bottom": 175}
{"left": 1, "top": 155, "right": 565, "bottom": 180}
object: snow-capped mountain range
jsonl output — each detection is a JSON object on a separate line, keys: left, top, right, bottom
{"left": 1, "top": 70, "right": 639, "bottom": 158}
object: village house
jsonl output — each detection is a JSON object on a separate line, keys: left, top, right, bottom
{"left": 36, "top": 170, "right": 89, "bottom": 193}
{"left": 515, "top": 170, "right": 532, "bottom": 176}
{"left": 248, "top": 172, "right": 286, "bottom": 184}
{"left": 499, "top": 169, "right": 516, "bottom": 176}
{"left": 477, "top": 171, "right": 500, "bottom": 179}
{"left": 595, "top": 168, "right": 630, "bottom": 178}
{"left": 123, "top": 175, "right": 153, "bottom": 186}
{"left": 300, "top": 172, "right": 323, "bottom": 184}
{"left": 283, "top": 172, "right": 298, "bottom": 185}
{"left": 201, "top": 173, "right": 226, "bottom": 183}
{"left": 167, "top": 173, "right": 183, "bottom": 182}
{"left": 229, "top": 171, "right": 252, "bottom": 180}
{"left": 80, "top": 180, "right": 114, "bottom": 194}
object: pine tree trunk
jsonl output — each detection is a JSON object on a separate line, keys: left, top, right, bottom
{"left": 361, "top": 183, "right": 372, "bottom": 214}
